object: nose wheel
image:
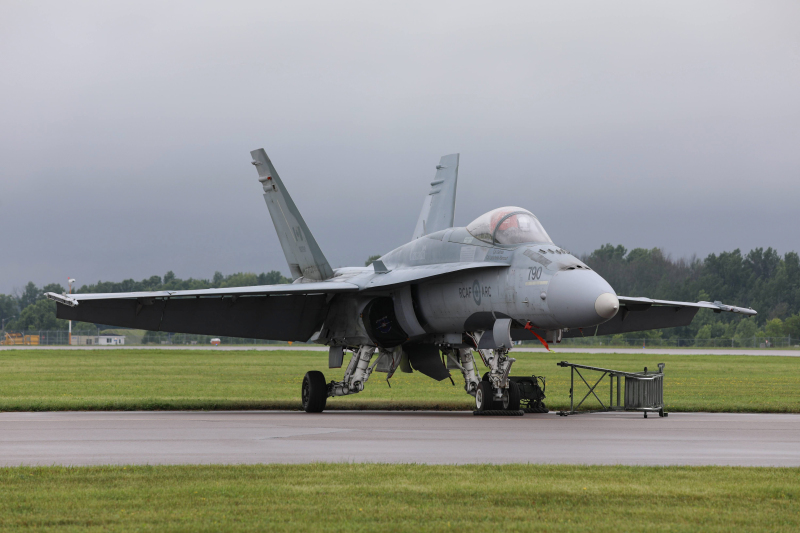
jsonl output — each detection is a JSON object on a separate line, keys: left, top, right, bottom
{"left": 475, "top": 381, "right": 522, "bottom": 413}
{"left": 501, "top": 381, "right": 521, "bottom": 410}
{"left": 474, "top": 381, "right": 496, "bottom": 412}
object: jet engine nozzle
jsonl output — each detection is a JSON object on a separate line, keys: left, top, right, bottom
{"left": 547, "top": 270, "right": 618, "bottom": 328}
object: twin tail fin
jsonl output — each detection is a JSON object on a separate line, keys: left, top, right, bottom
{"left": 250, "top": 149, "right": 333, "bottom": 281}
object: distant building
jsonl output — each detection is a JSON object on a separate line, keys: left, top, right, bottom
{"left": 71, "top": 335, "right": 126, "bottom": 346}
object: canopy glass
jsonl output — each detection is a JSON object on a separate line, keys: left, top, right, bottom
{"left": 466, "top": 207, "right": 553, "bottom": 245}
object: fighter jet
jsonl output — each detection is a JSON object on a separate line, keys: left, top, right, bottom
{"left": 46, "top": 149, "right": 756, "bottom": 413}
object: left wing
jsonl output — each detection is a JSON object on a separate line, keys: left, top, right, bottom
{"left": 511, "top": 296, "right": 756, "bottom": 340}
{"left": 45, "top": 282, "right": 358, "bottom": 342}
{"left": 617, "top": 296, "right": 757, "bottom": 315}
{"left": 560, "top": 296, "right": 756, "bottom": 338}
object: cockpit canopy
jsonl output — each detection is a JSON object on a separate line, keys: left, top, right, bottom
{"left": 466, "top": 207, "right": 553, "bottom": 245}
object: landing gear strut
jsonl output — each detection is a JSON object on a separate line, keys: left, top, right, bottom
{"left": 301, "top": 345, "right": 385, "bottom": 413}
{"left": 471, "top": 331, "right": 548, "bottom": 414}
{"left": 473, "top": 345, "right": 520, "bottom": 412}
{"left": 443, "top": 347, "right": 481, "bottom": 396}
{"left": 328, "top": 345, "right": 377, "bottom": 397}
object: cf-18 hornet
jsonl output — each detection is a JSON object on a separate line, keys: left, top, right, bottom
{"left": 46, "top": 150, "right": 756, "bottom": 413}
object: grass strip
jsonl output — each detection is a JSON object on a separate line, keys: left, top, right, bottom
{"left": 1, "top": 349, "right": 799, "bottom": 412}
{"left": 1, "top": 464, "right": 798, "bottom": 532}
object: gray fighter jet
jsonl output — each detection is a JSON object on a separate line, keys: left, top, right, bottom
{"left": 46, "top": 149, "right": 756, "bottom": 413}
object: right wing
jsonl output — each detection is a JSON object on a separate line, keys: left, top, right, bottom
{"left": 45, "top": 282, "right": 358, "bottom": 342}
{"left": 44, "top": 258, "right": 511, "bottom": 341}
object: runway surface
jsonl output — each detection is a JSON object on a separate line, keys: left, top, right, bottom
{"left": 2, "top": 411, "right": 798, "bottom": 467}
{"left": 2, "top": 345, "right": 799, "bottom": 356}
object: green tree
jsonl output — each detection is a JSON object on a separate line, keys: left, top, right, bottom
{"left": 42, "top": 283, "right": 65, "bottom": 295}
{"left": 365, "top": 255, "right": 382, "bottom": 267}
{"left": 0, "top": 294, "right": 18, "bottom": 329}
{"left": 695, "top": 324, "right": 712, "bottom": 341}
{"left": 17, "top": 282, "right": 41, "bottom": 310}
{"left": 783, "top": 314, "right": 800, "bottom": 341}
{"left": 257, "top": 271, "right": 290, "bottom": 285}
{"left": 220, "top": 273, "right": 259, "bottom": 288}
{"left": 764, "top": 318, "right": 785, "bottom": 339}
{"left": 7, "top": 299, "right": 66, "bottom": 331}
{"left": 734, "top": 318, "right": 758, "bottom": 346}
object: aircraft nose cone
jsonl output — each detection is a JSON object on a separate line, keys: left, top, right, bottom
{"left": 595, "top": 292, "right": 620, "bottom": 319}
{"left": 546, "top": 270, "right": 617, "bottom": 328}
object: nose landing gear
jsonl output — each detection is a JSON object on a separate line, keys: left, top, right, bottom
{"left": 472, "top": 336, "right": 547, "bottom": 415}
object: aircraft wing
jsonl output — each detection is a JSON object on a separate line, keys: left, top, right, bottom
{"left": 616, "top": 296, "right": 757, "bottom": 315}
{"left": 45, "top": 282, "right": 359, "bottom": 342}
{"left": 44, "top": 259, "right": 510, "bottom": 341}
{"left": 559, "top": 296, "right": 757, "bottom": 338}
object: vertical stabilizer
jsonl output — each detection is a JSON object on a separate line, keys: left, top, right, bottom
{"left": 412, "top": 153, "right": 459, "bottom": 239}
{"left": 250, "top": 149, "right": 334, "bottom": 281}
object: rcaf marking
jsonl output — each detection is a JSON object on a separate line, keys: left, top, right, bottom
{"left": 458, "top": 279, "right": 491, "bottom": 305}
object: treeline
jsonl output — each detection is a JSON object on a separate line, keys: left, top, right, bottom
{"left": 3, "top": 247, "right": 800, "bottom": 341}
{"left": 0, "top": 270, "right": 290, "bottom": 332}
{"left": 582, "top": 245, "right": 800, "bottom": 341}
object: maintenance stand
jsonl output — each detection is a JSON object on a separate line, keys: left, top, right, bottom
{"left": 557, "top": 361, "right": 667, "bottom": 418}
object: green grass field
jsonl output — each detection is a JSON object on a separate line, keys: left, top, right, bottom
{"left": 1, "top": 464, "right": 797, "bottom": 532}
{"left": 1, "top": 349, "right": 798, "bottom": 412}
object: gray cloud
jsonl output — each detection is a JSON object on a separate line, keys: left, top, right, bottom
{"left": 1, "top": 0, "right": 798, "bottom": 293}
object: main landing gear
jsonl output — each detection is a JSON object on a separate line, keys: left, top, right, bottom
{"left": 300, "top": 341, "right": 547, "bottom": 415}
{"left": 302, "top": 345, "right": 395, "bottom": 413}
{"left": 301, "top": 371, "right": 328, "bottom": 413}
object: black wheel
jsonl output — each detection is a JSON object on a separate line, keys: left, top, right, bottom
{"left": 482, "top": 372, "right": 491, "bottom": 382}
{"left": 301, "top": 371, "right": 327, "bottom": 413}
{"left": 502, "top": 381, "right": 521, "bottom": 411}
{"left": 475, "top": 381, "right": 496, "bottom": 412}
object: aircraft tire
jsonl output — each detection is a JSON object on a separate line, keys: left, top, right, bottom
{"left": 503, "top": 381, "right": 521, "bottom": 411}
{"left": 302, "top": 371, "right": 327, "bottom": 413}
{"left": 475, "top": 381, "right": 496, "bottom": 412}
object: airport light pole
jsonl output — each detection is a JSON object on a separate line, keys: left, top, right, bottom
{"left": 67, "top": 278, "right": 75, "bottom": 346}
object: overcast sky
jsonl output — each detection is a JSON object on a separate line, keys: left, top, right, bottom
{"left": 1, "top": 1, "right": 798, "bottom": 293}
